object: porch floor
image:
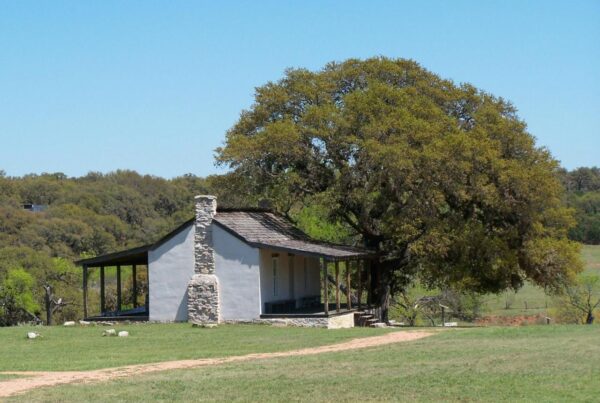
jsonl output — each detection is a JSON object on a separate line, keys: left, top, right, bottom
{"left": 260, "top": 303, "right": 372, "bottom": 318}
{"left": 85, "top": 307, "right": 148, "bottom": 322}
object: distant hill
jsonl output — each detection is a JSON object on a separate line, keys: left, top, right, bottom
{"left": 0, "top": 170, "right": 212, "bottom": 258}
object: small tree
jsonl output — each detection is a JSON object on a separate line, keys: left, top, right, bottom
{"left": 393, "top": 291, "right": 421, "bottom": 326}
{"left": 558, "top": 274, "right": 600, "bottom": 324}
{"left": 0, "top": 268, "right": 40, "bottom": 326}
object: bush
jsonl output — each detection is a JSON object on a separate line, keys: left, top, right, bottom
{"left": 390, "top": 285, "right": 485, "bottom": 325}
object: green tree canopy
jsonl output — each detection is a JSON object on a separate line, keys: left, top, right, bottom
{"left": 0, "top": 267, "right": 39, "bottom": 326}
{"left": 216, "top": 57, "right": 582, "bottom": 318}
{"left": 567, "top": 191, "right": 600, "bottom": 245}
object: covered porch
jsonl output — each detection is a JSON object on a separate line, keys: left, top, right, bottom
{"left": 76, "top": 245, "right": 150, "bottom": 321}
{"left": 256, "top": 240, "right": 379, "bottom": 321}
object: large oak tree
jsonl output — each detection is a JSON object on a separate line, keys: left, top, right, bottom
{"left": 216, "top": 57, "right": 582, "bottom": 320}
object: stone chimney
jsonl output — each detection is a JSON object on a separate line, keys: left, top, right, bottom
{"left": 187, "top": 195, "right": 220, "bottom": 325}
{"left": 194, "top": 195, "right": 217, "bottom": 274}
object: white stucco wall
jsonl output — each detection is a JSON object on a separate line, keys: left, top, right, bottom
{"left": 291, "top": 254, "right": 321, "bottom": 306}
{"left": 146, "top": 218, "right": 322, "bottom": 321}
{"left": 148, "top": 223, "right": 195, "bottom": 322}
{"left": 259, "top": 249, "right": 321, "bottom": 311}
{"left": 213, "top": 224, "right": 261, "bottom": 320}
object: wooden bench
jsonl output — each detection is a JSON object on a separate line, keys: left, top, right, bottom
{"left": 264, "top": 299, "right": 296, "bottom": 314}
{"left": 300, "top": 296, "right": 321, "bottom": 309}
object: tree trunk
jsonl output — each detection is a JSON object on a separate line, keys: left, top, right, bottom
{"left": 44, "top": 285, "right": 52, "bottom": 326}
{"left": 375, "top": 258, "right": 399, "bottom": 323}
{"left": 379, "top": 284, "right": 391, "bottom": 323}
{"left": 586, "top": 311, "right": 594, "bottom": 324}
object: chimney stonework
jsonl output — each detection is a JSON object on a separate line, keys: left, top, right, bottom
{"left": 187, "top": 195, "right": 220, "bottom": 325}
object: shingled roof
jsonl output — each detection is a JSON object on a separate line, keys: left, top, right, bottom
{"left": 77, "top": 208, "right": 375, "bottom": 267}
{"left": 213, "top": 209, "right": 374, "bottom": 261}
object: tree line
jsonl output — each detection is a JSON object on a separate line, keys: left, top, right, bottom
{"left": 0, "top": 169, "right": 595, "bottom": 326}
{"left": 559, "top": 167, "right": 600, "bottom": 244}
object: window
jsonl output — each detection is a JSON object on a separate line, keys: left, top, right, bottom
{"left": 303, "top": 258, "right": 308, "bottom": 290}
{"left": 272, "top": 257, "right": 279, "bottom": 297}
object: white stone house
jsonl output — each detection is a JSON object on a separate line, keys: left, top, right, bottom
{"left": 77, "top": 196, "right": 377, "bottom": 328}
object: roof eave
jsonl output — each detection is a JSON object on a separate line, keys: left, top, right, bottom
{"left": 75, "top": 244, "right": 152, "bottom": 266}
{"left": 249, "top": 242, "right": 375, "bottom": 261}
{"left": 212, "top": 218, "right": 375, "bottom": 261}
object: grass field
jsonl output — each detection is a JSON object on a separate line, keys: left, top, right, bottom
{"left": 483, "top": 245, "right": 600, "bottom": 317}
{"left": 1, "top": 246, "right": 598, "bottom": 401}
{"left": 582, "top": 244, "right": 600, "bottom": 272}
{"left": 0, "top": 323, "right": 393, "bottom": 371}
{"left": 6, "top": 325, "right": 600, "bottom": 402}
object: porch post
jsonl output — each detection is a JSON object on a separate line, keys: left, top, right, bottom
{"left": 132, "top": 264, "right": 137, "bottom": 308}
{"left": 367, "top": 260, "right": 372, "bottom": 305}
{"left": 335, "top": 261, "right": 340, "bottom": 312}
{"left": 82, "top": 265, "right": 88, "bottom": 319}
{"left": 357, "top": 260, "right": 363, "bottom": 309}
{"left": 116, "top": 265, "right": 122, "bottom": 312}
{"left": 322, "top": 258, "right": 329, "bottom": 315}
{"left": 144, "top": 265, "right": 149, "bottom": 312}
{"left": 100, "top": 265, "right": 106, "bottom": 314}
{"left": 346, "top": 260, "right": 352, "bottom": 310}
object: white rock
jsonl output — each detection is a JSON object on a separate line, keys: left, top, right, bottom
{"left": 63, "top": 321, "right": 76, "bottom": 327}
{"left": 192, "top": 322, "right": 219, "bottom": 329}
{"left": 444, "top": 322, "right": 458, "bottom": 327}
{"left": 79, "top": 320, "right": 91, "bottom": 326}
{"left": 102, "top": 329, "right": 116, "bottom": 336}
{"left": 372, "top": 322, "right": 388, "bottom": 328}
{"left": 27, "top": 332, "right": 42, "bottom": 339}
{"left": 118, "top": 331, "right": 129, "bottom": 337}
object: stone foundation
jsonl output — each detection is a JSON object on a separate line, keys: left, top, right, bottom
{"left": 327, "top": 312, "right": 355, "bottom": 329}
{"left": 223, "top": 312, "right": 355, "bottom": 329}
{"left": 187, "top": 273, "right": 220, "bottom": 324}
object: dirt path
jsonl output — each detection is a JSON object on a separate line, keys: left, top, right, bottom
{"left": 0, "top": 330, "right": 431, "bottom": 398}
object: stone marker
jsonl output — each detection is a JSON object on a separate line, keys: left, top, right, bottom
{"left": 118, "top": 331, "right": 129, "bottom": 337}
{"left": 63, "top": 321, "right": 75, "bottom": 326}
{"left": 26, "top": 332, "right": 41, "bottom": 339}
{"left": 102, "top": 329, "right": 116, "bottom": 336}
{"left": 79, "top": 320, "right": 91, "bottom": 326}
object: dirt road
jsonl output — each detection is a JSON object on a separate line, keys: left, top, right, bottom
{"left": 0, "top": 330, "right": 432, "bottom": 398}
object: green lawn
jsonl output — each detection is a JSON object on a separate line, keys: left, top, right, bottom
{"left": 0, "top": 323, "right": 393, "bottom": 371}
{"left": 483, "top": 244, "right": 600, "bottom": 317}
{"left": 9, "top": 325, "right": 600, "bottom": 402}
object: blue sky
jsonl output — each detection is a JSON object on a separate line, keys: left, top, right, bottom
{"left": 1, "top": 1, "right": 598, "bottom": 178}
